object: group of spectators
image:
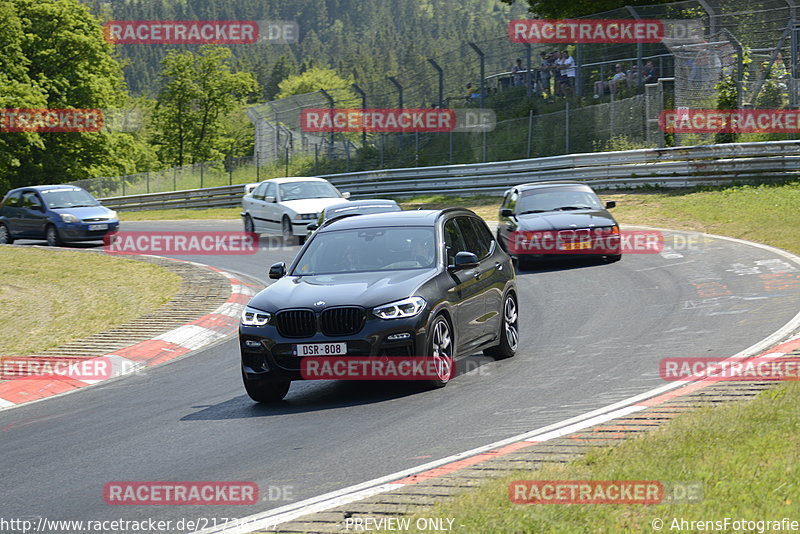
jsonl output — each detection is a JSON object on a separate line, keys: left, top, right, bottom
{"left": 592, "top": 61, "right": 658, "bottom": 98}
{"left": 507, "top": 51, "right": 577, "bottom": 98}
{"left": 467, "top": 54, "right": 660, "bottom": 102}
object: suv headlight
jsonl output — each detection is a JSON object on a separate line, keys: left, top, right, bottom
{"left": 59, "top": 213, "right": 80, "bottom": 223}
{"left": 373, "top": 296, "right": 427, "bottom": 319}
{"left": 241, "top": 306, "right": 271, "bottom": 326}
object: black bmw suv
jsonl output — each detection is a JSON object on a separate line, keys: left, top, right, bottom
{"left": 240, "top": 208, "right": 518, "bottom": 402}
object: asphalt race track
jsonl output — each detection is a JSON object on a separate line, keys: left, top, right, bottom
{"left": 2, "top": 220, "right": 799, "bottom": 530}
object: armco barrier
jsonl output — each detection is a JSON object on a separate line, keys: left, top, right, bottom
{"left": 99, "top": 140, "right": 800, "bottom": 211}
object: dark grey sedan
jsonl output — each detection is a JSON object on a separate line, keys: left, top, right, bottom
{"left": 496, "top": 181, "right": 621, "bottom": 269}
{"left": 305, "top": 199, "right": 401, "bottom": 235}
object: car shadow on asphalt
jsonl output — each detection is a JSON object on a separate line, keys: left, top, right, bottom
{"left": 515, "top": 257, "right": 617, "bottom": 274}
{"left": 180, "top": 355, "right": 496, "bottom": 420}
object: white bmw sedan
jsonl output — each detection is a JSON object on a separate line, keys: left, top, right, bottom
{"left": 241, "top": 177, "right": 350, "bottom": 245}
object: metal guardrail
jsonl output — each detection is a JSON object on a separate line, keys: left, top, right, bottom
{"left": 100, "top": 140, "right": 800, "bottom": 211}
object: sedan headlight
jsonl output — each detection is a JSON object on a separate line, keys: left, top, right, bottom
{"left": 241, "top": 306, "right": 271, "bottom": 326}
{"left": 59, "top": 213, "right": 80, "bottom": 223}
{"left": 373, "top": 296, "right": 427, "bottom": 319}
{"left": 108, "top": 210, "right": 118, "bottom": 220}
{"left": 295, "top": 213, "right": 318, "bottom": 220}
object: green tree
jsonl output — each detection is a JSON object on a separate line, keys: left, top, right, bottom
{"left": 152, "top": 46, "right": 259, "bottom": 166}
{"left": 265, "top": 55, "right": 298, "bottom": 100}
{"left": 276, "top": 67, "right": 355, "bottom": 100}
{"left": 0, "top": 0, "right": 134, "bottom": 193}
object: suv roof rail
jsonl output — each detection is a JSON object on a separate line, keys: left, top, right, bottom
{"left": 437, "top": 207, "right": 477, "bottom": 218}
{"left": 318, "top": 212, "right": 362, "bottom": 230}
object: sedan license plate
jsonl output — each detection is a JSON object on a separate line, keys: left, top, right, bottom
{"left": 88, "top": 224, "right": 108, "bottom": 231}
{"left": 293, "top": 342, "right": 347, "bottom": 356}
{"left": 560, "top": 241, "right": 592, "bottom": 250}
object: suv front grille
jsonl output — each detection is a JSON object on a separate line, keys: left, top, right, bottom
{"left": 320, "top": 307, "right": 365, "bottom": 336}
{"left": 276, "top": 309, "right": 316, "bottom": 338}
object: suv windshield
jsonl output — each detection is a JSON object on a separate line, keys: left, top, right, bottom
{"left": 292, "top": 227, "right": 436, "bottom": 275}
{"left": 280, "top": 181, "right": 341, "bottom": 201}
{"left": 40, "top": 188, "right": 99, "bottom": 209}
{"left": 518, "top": 187, "right": 602, "bottom": 213}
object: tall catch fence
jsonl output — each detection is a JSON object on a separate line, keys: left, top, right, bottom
{"left": 77, "top": 0, "right": 800, "bottom": 198}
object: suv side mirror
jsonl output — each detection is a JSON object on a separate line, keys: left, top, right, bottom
{"left": 500, "top": 208, "right": 513, "bottom": 217}
{"left": 342, "top": 192, "right": 351, "bottom": 199}
{"left": 450, "top": 251, "right": 479, "bottom": 270}
{"left": 306, "top": 222, "right": 318, "bottom": 232}
{"left": 605, "top": 201, "right": 616, "bottom": 209}
{"left": 269, "top": 261, "right": 286, "bottom": 279}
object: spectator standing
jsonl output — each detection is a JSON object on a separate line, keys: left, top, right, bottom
{"left": 537, "top": 51, "right": 553, "bottom": 98}
{"left": 511, "top": 58, "right": 525, "bottom": 87}
{"left": 558, "top": 49, "right": 576, "bottom": 97}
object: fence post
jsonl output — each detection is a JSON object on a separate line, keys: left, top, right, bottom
{"left": 380, "top": 134, "right": 385, "bottom": 168}
{"left": 344, "top": 136, "right": 350, "bottom": 172}
{"left": 314, "top": 143, "right": 319, "bottom": 174}
{"left": 228, "top": 156, "right": 233, "bottom": 185}
{"left": 320, "top": 89, "right": 335, "bottom": 157}
{"left": 122, "top": 176, "right": 126, "bottom": 196}
{"left": 610, "top": 91, "right": 615, "bottom": 139}
{"left": 576, "top": 43, "right": 584, "bottom": 97}
{"left": 256, "top": 151, "right": 260, "bottom": 180}
{"left": 146, "top": 171, "right": 150, "bottom": 194}
{"left": 388, "top": 76, "right": 404, "bottom": 109}
{"left": 427, "top": 58, "right": 444, "bottom": 108}
{"left": 415, "top": 132, "right": 419, "bottom": 167}
{"left": 468, "top": 42, "right": 486, "bottom": 108}
{"left": 565, "top": 101, "right": 570, "bottom": 154}
{"left": 527, "top": 109, "right": 533, "bottom": 158}
{"left": 173, "top": 168, "right": 177, "bottom": 191}
{"left": 200, "top": 162, "right": 204, "bottom": 188}
{"left": 449, "top": 131, "right": 453, "bottom": 164}
{"left": 626, "top": 6, "right": 644, "bottom": 93}
{"left": 352, "top": 83, "right": 368, "bottom": 147}
{"left": 285, "top": 147, "right": 290, "bottom": 177}
{"left": 524, "top": 43, "right": 532, "bottom": 98}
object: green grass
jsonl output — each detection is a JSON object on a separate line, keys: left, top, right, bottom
{"left": 120, "top": 207, "right": 241, "bottom": 221}
{"left": 385, "top": 383, "right": 799, "bottom": 533}
{"left": 606, "top": 180, "right": 800, "bottom": 254}
{"left": 0, "top": 247, "right": 181, "bottom": 356}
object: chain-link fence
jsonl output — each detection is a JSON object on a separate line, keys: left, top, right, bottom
{"left": 77, "top": 0, "right": 800, "bottom": 197}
